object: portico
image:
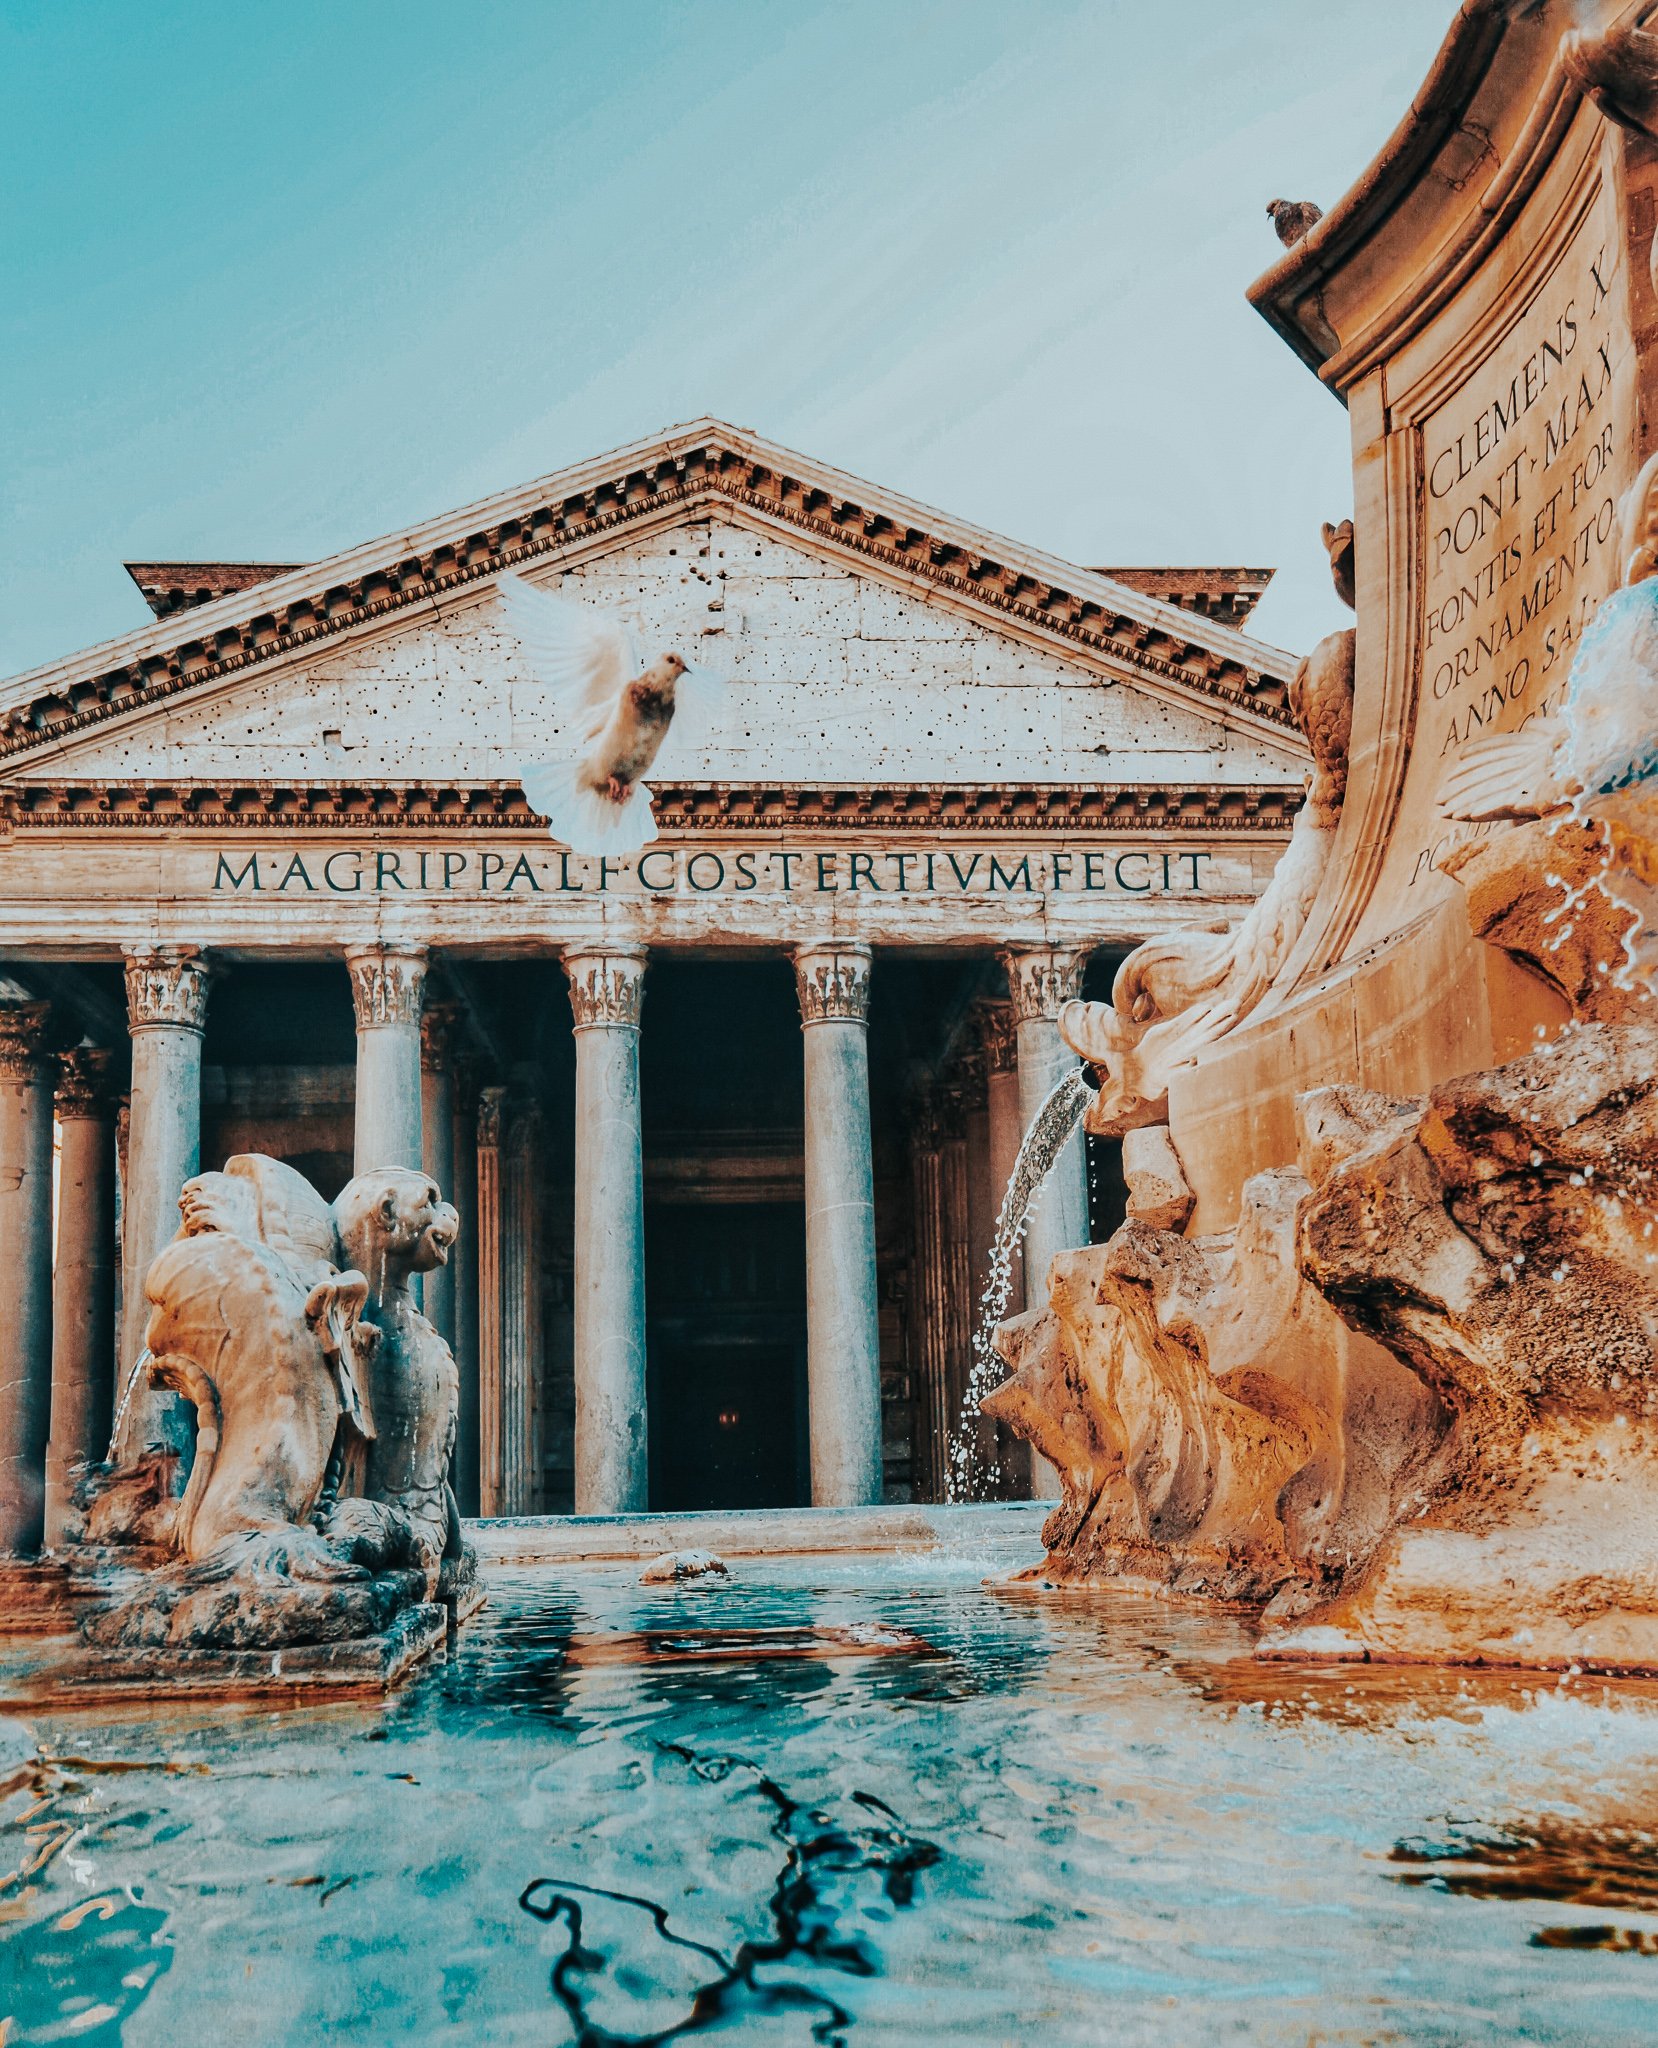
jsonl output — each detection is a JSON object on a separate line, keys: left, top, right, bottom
{"left": 0, "top": 420, "right": 1305, "bottom": 1543}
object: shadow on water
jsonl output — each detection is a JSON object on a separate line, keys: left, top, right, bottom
{"left": 519, "top": 1742, "right": 941, "bottom": 2046}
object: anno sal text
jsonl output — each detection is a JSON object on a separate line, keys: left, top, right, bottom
{"left": 210, "top": 845, "right": 1216, "bottom": 897}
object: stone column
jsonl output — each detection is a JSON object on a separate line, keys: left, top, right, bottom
{"left": 0, "top": 1003, "right": 55, "bottom": 1553}
{"left": 475, "top": 1085, "right": 506, "bottom": 1515}
{"left": 794, "top": 940, "right": 883, "bottom": 1508}
{"left": 345, "top": 943, "right": 427, "bottom": 1175}
{"left": 450, "top": 1071, "right": 482, "bottom": 1516}
{"left": 419, "top": 1004, "right": 459, "bottom": 1348}
{"left": 500, "top": 1101, "right": 543, "bottom": 1516}
{"left": 979, "top": 1002, "right": 1025, "bottom": 1319}
{"left": 44, "top": 1047, "right": 118, "bottom": 1545}
{"left": 908, "top": 1092, "right": 948, "bottom": 1502}
{"left": 1001, "top": 947, "right": 1090, "bottom": 1500}
{"left": 564, "top": 945, "right": 649, "bottom": 1516}
{"left": 118, "top": 948, "right": 210, "bottom": 1462}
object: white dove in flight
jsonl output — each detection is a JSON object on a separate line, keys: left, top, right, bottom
{"left": 498, "top": 574, "right": 718, "bottom": 854}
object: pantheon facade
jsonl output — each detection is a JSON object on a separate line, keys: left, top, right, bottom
{"left": 0, "top": 421, "right": 1304, "bottom": 1542}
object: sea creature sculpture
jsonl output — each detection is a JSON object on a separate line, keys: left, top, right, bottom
{"left": 81, "top": 1154, "right": 474, "bottom": 1651}
{"left": 499, "top": 573, "right": 716, "bottom": 854}
{"left": 325, "top": 1169, "right": 469, "bottom": 1600}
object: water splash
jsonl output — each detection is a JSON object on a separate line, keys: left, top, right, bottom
{"left": 946, "top": 1065, "right": 1095, "bottom": 1502}
{"left": 105, "top": 1347, "right": 153, "bottom": 1463}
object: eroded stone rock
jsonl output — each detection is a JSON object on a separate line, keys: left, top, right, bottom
{"left": 1121, "top": 1124, "right": 1194, "bottom": 1231}
{"left": 983, "top": 1167, "right": 1438, "bottom": 1605}
{"left": 640, "top": 1549, "right": 731, "bottom": 1584}
{"left": 1271, "top": 1021, "right": 1658, "bottom": 1669}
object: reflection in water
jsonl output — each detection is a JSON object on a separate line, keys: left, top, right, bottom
{"left": 1390, "top": 1817, "right": 1658, "bottom": 1911}
{"left": 520, "top": 1743, "right": 940, "bottom": 2046}
{"left": 11, "top": 1547, "right": 1658, "bottom": 2043}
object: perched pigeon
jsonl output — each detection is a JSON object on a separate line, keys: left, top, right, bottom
{"left": 1267, "top": 198, "right": 1323, "bottom": 247}
{"left": 498, "top": 574, "right": 715, "bottom": 854}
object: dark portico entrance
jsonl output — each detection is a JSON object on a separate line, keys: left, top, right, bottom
{"left": 640, "top": 958, "right": 809, "bottom": 1511}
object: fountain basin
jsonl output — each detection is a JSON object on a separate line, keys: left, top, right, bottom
{"left": 5, "top": 1511, "right": 1658, "bottom": 2045}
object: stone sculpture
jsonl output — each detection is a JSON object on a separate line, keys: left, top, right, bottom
{"left": 984, "top": 1158, "right": 1441, "bottom": 1609}
{"left": 988, "top": 448, "right": 1658, "bottom": 1670}
{"left": 1058, "top": 522, "right": 1356, "bottom": 1138}
{"left": 79, "top": 1153, "right": 475, "bottom": 1661}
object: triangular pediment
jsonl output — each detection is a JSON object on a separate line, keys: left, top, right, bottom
{"left": 0, "top": 422, "right": 1308, "bottom": 794}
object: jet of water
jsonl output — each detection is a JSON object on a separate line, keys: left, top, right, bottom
{"left": 947, "top": 1065, "right": 1095, "bottom": 1503}
{"left": 106, "top": 1348, "right": 153, "bottom": 1464}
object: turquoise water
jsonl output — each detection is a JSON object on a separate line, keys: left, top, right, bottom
{"left": 6, "top": 1532, "right": 1658, "bottom": 2044}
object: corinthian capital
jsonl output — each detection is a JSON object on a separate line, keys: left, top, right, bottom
{"left": 420, "top": 1001, "right": 460, "bottom": 1072}
{"left": 0, "top": 1000, "right": 52, "bottom": 1081}
{"left": 976, "top": 999, "right": 1018, "bottom": 1074}
{"left": 125, "top": 947, "right": 211, "bottom": 1033}
{"left": 345, "top": 943, "right": 428, "bottom": 1029}
{"left": 1001, "top": 946, "right": 1086, "bottom": 1023}
{"left": 563, "top": 944, "right": 647, "bottom": 1030}
{"left": 55, "top": 1044, "right": 118, "bottom": 1119}
{"left": 793, "top": 940, "right": 872, "bottom": 1025}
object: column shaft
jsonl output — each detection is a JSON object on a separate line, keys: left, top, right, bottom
{"left": 45, "top": 1049, "right": 118, "bottom": 1545}
{"left": 118, "top": 950, "right": 209, "bottom": 1463}
{"left": 795, "top": 942, "right": 883, "bottom": 1507}
{"left": 1002, "top": 948, "right": 1090, "bottom": 1500}
{"left": 499, "top": 1103, "right": 543, "bottom": 1515}
{"left": 450, "top": 1081, "right": 482, "bottom": 1516}
{"left": 420, "top": 1006, "right": 459, "bottom": 1347}
{"left": 909, "top": 1100, "right": 948, "bottom": 1501}
{"left": 475, "top": 1087, "right": 506, "bottom": 1515}
{"left": 0, "top": 1004, "right": 55, "bottom": 1553}
{"left": 346, "top": 944, "right": 427, "bottom": 1174}
{"left": 565, "top": 947, "right": 648, "bottom": 1516}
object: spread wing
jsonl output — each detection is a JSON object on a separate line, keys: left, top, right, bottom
{"left": 497, "top": 574, "right": 640, "bottom": 740}
{"left": 1439, "top": 722, "right": 1565, "bottom": 822}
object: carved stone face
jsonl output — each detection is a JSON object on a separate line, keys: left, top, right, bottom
{"left": 333, "top": 1168, "right": 460, "bottom": 1278}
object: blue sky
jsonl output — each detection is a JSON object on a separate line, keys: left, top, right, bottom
{"left": 1, "top": 0, "right": 1455, "bottom": 676}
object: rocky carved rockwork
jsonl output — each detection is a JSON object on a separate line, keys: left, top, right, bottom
{"left": 1275, "top": 1022, "right": 1658, "bottom": 1669}
{"left": 984, "top": 1160, "right": 1440, "bottom": 1609}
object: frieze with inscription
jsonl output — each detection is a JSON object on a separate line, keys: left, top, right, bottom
{"left": 205, "top": 842, "right": 1222, "bottom": 899}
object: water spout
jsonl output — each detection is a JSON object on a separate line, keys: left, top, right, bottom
{"left": 106, "top": 1348, "right": 153, "bottom": 1464}
{"left": 947, "top": 1065, "right": 1095, "bottom": 1501}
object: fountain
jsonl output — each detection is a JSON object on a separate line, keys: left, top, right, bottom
{"left": 977, "top": 4, "right": 1658, "bottom": 1677}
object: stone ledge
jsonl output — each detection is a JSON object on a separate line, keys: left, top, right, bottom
{"left": 0, "top": 1600, "right": 447, "bottom": 1710}
{"left": 468, "top": 1500, "right": 1048, "bottom": 1563}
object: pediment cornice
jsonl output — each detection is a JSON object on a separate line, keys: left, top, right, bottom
{"left": 0, "top": 421, "right": 1303, "bottom": 768}
{"left": 0, "top": 778, "right": 1302, "bottom": 836}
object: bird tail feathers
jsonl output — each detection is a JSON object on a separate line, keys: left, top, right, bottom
{"left": 519, "top": 759, "right": 659, "bottom": 856}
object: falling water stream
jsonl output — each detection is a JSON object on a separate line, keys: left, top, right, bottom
{"left": 946, "top": 1064, "right": 1095, "bottom": 1502}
